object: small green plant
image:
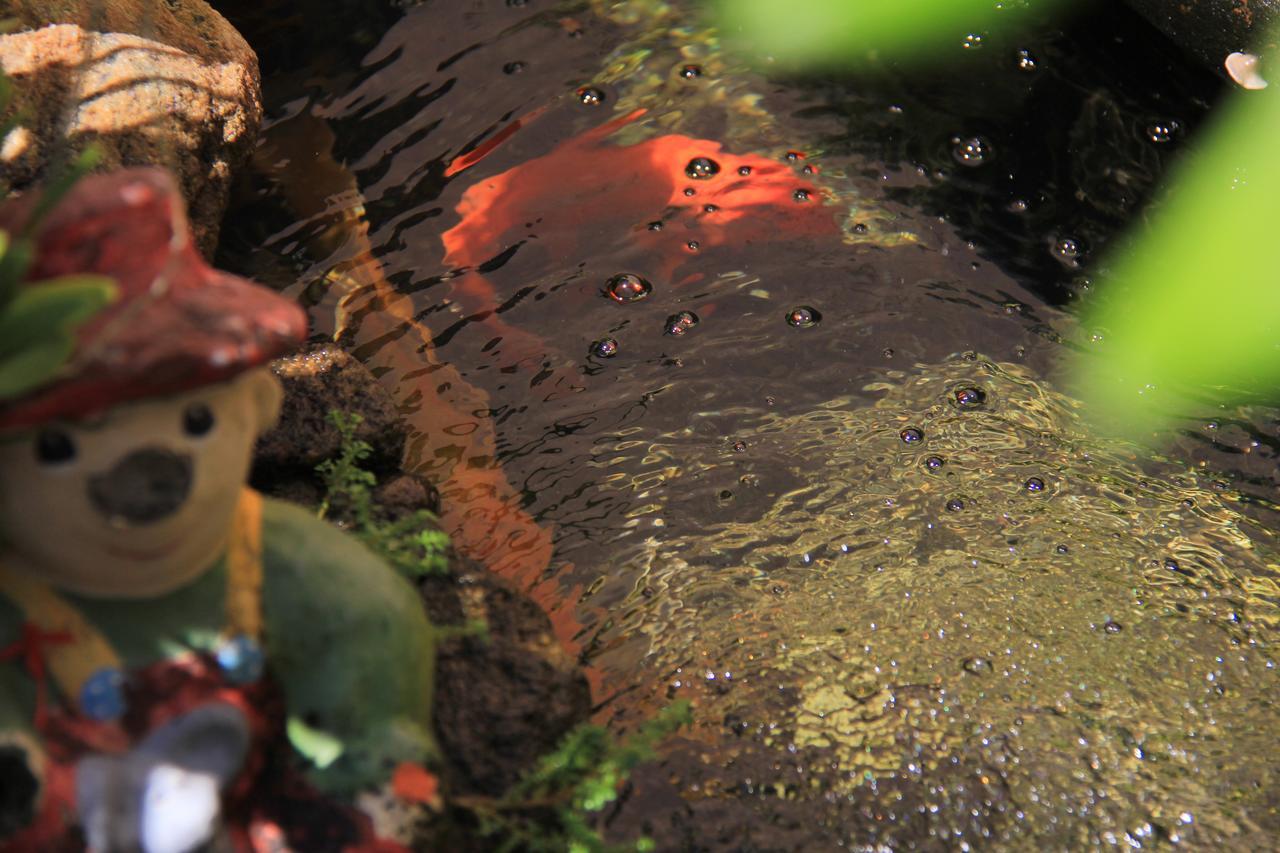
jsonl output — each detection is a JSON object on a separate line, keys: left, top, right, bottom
{"left": 456, "top": 700, "right": 694, "bottom": 853}
{"left": 316, "top": 409, "right": 451, "bottom": 577}
{"left": 0, "top": 132, "right": 116, "bottom": 399}
{"left": 0, "top": 31, "right": 117, "bottom": 401}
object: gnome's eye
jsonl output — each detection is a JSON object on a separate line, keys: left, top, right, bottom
{"left": 182, "top": 403, "right": 216, "bottom": 437}
{"left": 34, "top": 429, "right": 77, "bottom": 465}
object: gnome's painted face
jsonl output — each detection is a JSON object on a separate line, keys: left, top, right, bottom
{"left": 0, "top": 368, "right": 282, "bottom": 598}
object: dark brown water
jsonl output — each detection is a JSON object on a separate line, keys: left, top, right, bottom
{"left": 221, "top": 1, "right": 1280, "bottom": 847}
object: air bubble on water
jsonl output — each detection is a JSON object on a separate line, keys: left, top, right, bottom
{"left": 1055, "top": 544, "right": 1069, "bottom": 555}
{"left": 703, "top": 204, "right": 719, "bottom": 213}
{"left": 686, "top": 240, "right": 700, "bottom": 251}
{"left": 801, "top": 164, "right": 816, "bottom": 175}
{"left": 900, "top": 427, "right": 924, "bottom": 444}
{"left": 1015, "top": 49, "right": 1037, "bottom": 71}
{"left": 1146, "top": 120, "right": 1180, "bottom": 144}
{"left": 1025, "top": 477, "right": 1045, "bottom": 492}
{"left": 786, "top": 306, "right": 821, "bottom": 328}
{"left": 853, "top": 223, "right": 869, "bottom": 234}
{"left": 962, "top": 657, "right": 991, "bottom": 674}
{"left": 664, "top": 311, "right": 700, "bottom": 336}
{"left": 962, "top": 33, "right": 985, "bottom": 50}
{"left": 604, "top": 273, "right": 652, "bottom": 303}
{"left": 1103, "top": 620, "right": 1123, "bottom": 634}
{"left": 793, "top": 188, "right": 811, "bottom": 202}
{"left": 946, "top": 497, "right": 966, "bottom": 512}
{"left": 503, "top": 61, "right": 526, "bottom": 75}
{"left": 576, "top": 86, "right": 605, "bottom": 106}
{"left": 1008, "top": 199, "right": 1029, "bottom": 214}
{"left": 732, "top": 440, "right": 747, "bottom": 453}
{"left": 953, "top": 386, "right": 987, "bottom": 409}
{"left": 925, "top": 456, "right": 945, "bottom": 470}
{"left": 738, "top": 165, "right": 752, "bottom": 176}
{"left": 680, "top": 64, "right": 703, "bottom": 79}
{"left": 591, "top": 337, "right": 619, "bottom": 358}
{"left": 647, "top": 221, "right": 663, "bottom": 231}
{"left": 1051, "top": 236, "right": 1082, "bottom": 267}
{"left": 951, "top": 136, "right": 991, "bottom": 167}
{"left": 784, "top": 151, "right": 803, "bottom": 162}
{"left": 685, "top": 157, "right": 721, "bottom": 179}
{"left": 683, "top": 187, "right": 696, "bottom": 197}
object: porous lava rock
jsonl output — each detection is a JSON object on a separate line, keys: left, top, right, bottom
{"left": 0, "top": 0, "right": 261, "bottom": 255}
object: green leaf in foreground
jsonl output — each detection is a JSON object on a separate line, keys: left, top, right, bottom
{"left": 1069, "top": 74, "right": 1280, "bottom": 437}
{"left": 0, "top": 275, "right": 117, "bottom": 399}
{"left": 713, "top": 0, "right": 1067, "bottom": 68}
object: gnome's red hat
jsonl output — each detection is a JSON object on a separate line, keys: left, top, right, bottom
{"left": 0, "top": 168, "right": 307, "bottom": 431}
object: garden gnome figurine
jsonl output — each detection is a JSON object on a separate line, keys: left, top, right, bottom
{"left": 0, "top": 168, "right": 439, "bottom": 851}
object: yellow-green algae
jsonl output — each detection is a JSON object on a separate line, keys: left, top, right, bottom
{"left": 589, "top": 355, "right": 1280, "bottom": 847}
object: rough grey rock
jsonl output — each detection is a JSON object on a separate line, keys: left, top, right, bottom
{"left": 0, "top": 0, "right": 261, "bottom": 256}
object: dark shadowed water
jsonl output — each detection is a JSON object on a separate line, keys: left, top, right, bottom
{"left": 220, "top": 1, "right": 1280, "bottom": 847}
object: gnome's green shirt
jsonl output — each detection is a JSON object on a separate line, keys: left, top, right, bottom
{"left": 0, "top": 496, "right": 437, "bottom": 796}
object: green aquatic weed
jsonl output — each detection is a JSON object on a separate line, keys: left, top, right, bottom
{"left": 458, "top": 700, "right": 693, "bottom": 853}
{"left": 317, "top": 409, "right": 452, "bottom": 577}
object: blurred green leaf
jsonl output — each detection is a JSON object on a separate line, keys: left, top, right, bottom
{"left": 0, "top": 276, "right": 117, "bottom": 399}
{"left": 1070, "top": 73, "right": 1280, "bottom": 435}
{"left": 714, "top": 0, "right": 1067, "bottom": 68}
{"left": 0, "top": 229, "right": 31, "bottom": 310}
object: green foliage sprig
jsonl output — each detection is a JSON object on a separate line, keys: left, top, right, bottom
{"left": 0, "top": 25, "right": 118, "bottom": 402}
{"left": 316, "top": 409, "right": 451, "bottom": 577}
{"left": 456, "top": 700, "right": 693, "bottom": 853}
{"left": 0, "top": 144, "right": 117, "bottom": 400}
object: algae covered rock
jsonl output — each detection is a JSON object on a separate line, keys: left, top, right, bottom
{"left": 596, "top": 354, "right": 1280, "bottom": 849}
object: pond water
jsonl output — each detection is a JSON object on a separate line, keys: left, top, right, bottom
{"left": 221, "top": 0, "right": 1280, "bottom": 847}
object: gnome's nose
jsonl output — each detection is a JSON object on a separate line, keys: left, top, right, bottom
{"left": 89, "top": 447, "right": 193, "bottom": 525}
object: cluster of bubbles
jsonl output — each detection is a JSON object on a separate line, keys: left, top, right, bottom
{"left": 588, "top": 145, "right": 837, "bottom": 360}
{"left": 900, "top": 387, "right": 1048, "bottom": 510}
{"left": 664, "top": 311, "right": 699, "bottom": 336}
{"left": 594, "top": 273, "right": 830, "bottom": 357}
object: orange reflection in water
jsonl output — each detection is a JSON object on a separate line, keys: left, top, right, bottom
{"left": 442, "top": 108, "right": 841, "bottom": 329}
{"left": 436, "top": 108, "right": 845, "bottom": 684}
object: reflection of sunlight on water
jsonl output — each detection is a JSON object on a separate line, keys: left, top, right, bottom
{"left": 580, "top": 355, "right": 1280, "bottom": 839}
